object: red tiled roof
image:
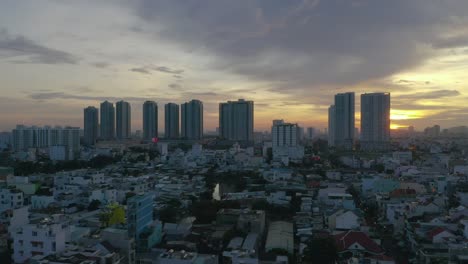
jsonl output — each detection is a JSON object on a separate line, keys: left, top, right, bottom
{"left": 333, "top": 231, "right": 384, "bottom": 255}
{"left": 427, "top": 227, "right": 449, "bottom": 239}
{"left": 389, "top": 188, "right": 416, "bottom": 197}
{"left": 307, "top": 181, "right": 321, "bottom": 188}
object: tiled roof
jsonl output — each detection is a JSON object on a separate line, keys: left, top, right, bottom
{"left": 333, "top": 231, "right": 384, "bottom": 255}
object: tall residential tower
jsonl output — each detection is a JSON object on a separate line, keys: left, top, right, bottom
{"left": 100, "top": 101, "right": 115, "bottom": 140}
{"left": 83, "top": 106, "right": 99, "bottom": 146}
{"left": 143, "top": 101, "right": 158, "bottom": 140}
{"left": 333, "top": 92, "right": 355, "bottom": 149}
{"left": 219, "top": 99, "right": 254, "bottom": 141}
{"left": 360, "top": 93, "right": 391, "bottom": 150}
{"left": 116, "top": 100, "right": 131, "bottom": 139}
{"left": 328, "top": 105, "right": 336, "bottom": 147}
{"left": 164, "top": 103, "right": 179, "bottom": 139}
{"left": 181, "top": 99, "right": 203, "bottom": 140}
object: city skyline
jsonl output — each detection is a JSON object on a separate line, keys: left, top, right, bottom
{"left": 2, "top": 1, "right": 468, "bottom": 131}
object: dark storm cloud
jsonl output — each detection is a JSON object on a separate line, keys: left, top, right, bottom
{"left": 132, "top": 0, "right": 468, "bottom": 90}
{"left": 0, "top": 29, "right": 78, "bottom": 64}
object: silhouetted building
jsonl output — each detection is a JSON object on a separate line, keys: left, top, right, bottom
{"left": 181, "top": 99, "right": 203, "bottom": 140}
{"left": 83, "top": 106, "right": 98, "bottom": 145}
{"left": 424, "top": 125, "right": 440, "bottom": 137}
{"left": 360, "top": 93, "right": 391, "bottom": 150}
{"left": 116, "top": 100, "right": 131, "bottom": 139}
{"left": 100, "top": 101, "right": 115, "bottom": 140}
{"left": 219, "top": 99, "right": 254, "bottom": 141}
{"left": 328, "top": 105, "right": 336, "bottom": 147}
{"left": 165, "top": 103, "right": 179, "bottom": 139}
{"left": 306, "top": 127, "right": 315, "bottom": 139}
{"left": 143, "top": 101, "right": 158, "bottom": 140}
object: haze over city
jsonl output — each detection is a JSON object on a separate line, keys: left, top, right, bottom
{"left": 2, "top": 0, "right": 468, "bottom": 131}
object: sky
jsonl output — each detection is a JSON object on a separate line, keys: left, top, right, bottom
{"left": 1, "top": 0, "right": 468, "bottom": 132}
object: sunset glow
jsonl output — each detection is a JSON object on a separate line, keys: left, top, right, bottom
{"left": 0, "top": 1, "right": 468, "bottom": 132}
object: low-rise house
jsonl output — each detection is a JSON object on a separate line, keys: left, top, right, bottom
{"left": 333, "top": 230, "right": 385, "bottom": 257}
{"left": 265, "top": 221, "right": 294, "bottom": 254}
{"left": 328, "top": 210, "right": 360, "bottom": 231}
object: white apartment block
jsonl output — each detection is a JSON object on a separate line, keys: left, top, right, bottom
{"left": 271, "top": 120, "right": 304, "bottom": 161}
{"left": 0, "top": 188, "right": 24, "bottom": 213}
{"left": 13, "top": 218, "right": 69, "bottom": 263}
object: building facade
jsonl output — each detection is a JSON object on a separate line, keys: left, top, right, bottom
{"left": 271, "top": 120, "right": 304, "bottom": 161}
{"left": 360, "top": 93, "right": 391, "bottom": 151}
{"left": 83, "top": 106, "right": 99, "bottom": 146}
{"left": 100, "top": 101, "right": 115, "bottom": 140}
{"left": 116, "top": 100, "right": 131, "bottom": 140}
{"left": 127, "top": 194, "right": 153, "bottom": 243}
{"left": 12, "top": 219, "right": 69, "bottom": 263}
{"left": 164, "top": 103, "right": 180, "bottom": 139}
{"left": 181, "top": 99, "right": 203, "bottom": 140}
{"left": 12, "top": 125, "right": 80, "bottom": 160}
{"left": 328, "top": 105, "right": 336, "bottom": 147}
{"left": 143, "top": 101, "right": 158, "bottom": 140}
{"left": 219, "top": 99, "right": 254, "bottom": 142}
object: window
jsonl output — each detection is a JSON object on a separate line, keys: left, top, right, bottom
{"left": 19, "top": 240, "right": 23, "bottom": 246}
{"left": 32, "top": 231, "right": 37, "bottom": 236}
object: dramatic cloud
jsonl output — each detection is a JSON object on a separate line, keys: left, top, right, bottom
{"left": 132, "top": 0, "right": 464, "bottom": 89}
{"left": 130, "top": 67, "right": 151, "bottom": 74}
{"left": 130, "top": 64, "right": 184, "bottom": 75}
{"left": 0, "top": 29, "right": 78, "bottom": 64}
{"left": 91, "top": 62, "right": 110, "bottom": 68}
{"left": 399, "top": 90, "right": 461, "bottom": 100}
{"left": 153, "top": 66, "right": 183, "bottom": 74}
{"left": 1, "top": 1, "right": 468, "bottom": 130}
{"left": 29, "top": 91, "right": 159, "bottom": 102}
{"left": 168, "top": 83, "right": 182, "bottom": 89}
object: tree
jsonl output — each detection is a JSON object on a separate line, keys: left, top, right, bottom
{"left": 302, "top": 236, "right": 338, "bottom": 264}
{"left": 108, "top": 204, "right": 125, "bottom": 226}
{"left": 88, "top": 199, "right": 101, "bottom": 211}
{"left": 159, "top": 206, "right": 178, "bottom": 223}
{"left": 373, "top": 163, "right": 385, "bottom": 173}
{"left": 99, "top": 203, "right": 125, "bottom": 227}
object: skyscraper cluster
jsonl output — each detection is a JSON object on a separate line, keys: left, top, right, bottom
{"left": 328, "top": 92, "right": 390, "bottom": 151}
{"left": 83, "top": 99, "right": 208, "bottom": 144}
{"left": 160, "top": 100, "right": 203, "bottom": 140}
{"left": 84, "top": 100, "right": 132, "bottom": 144}
{"left": 81, "top": 98, "right": 259, "bottom": 144}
